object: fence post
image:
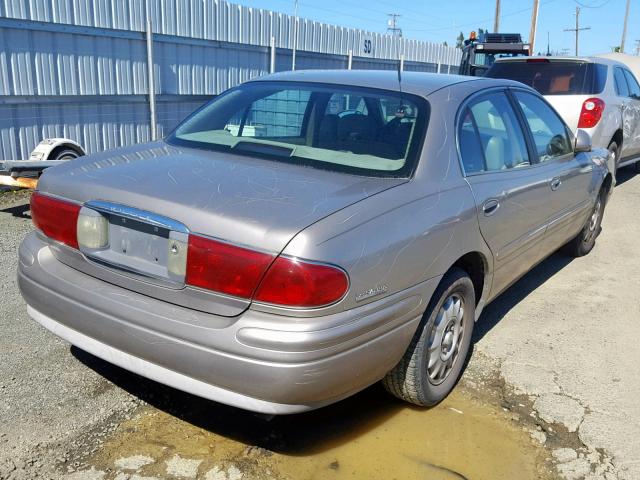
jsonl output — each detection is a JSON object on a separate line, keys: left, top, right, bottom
{"left": 400, "top": 54, "right": 405, "bottom": 72}
{"left": 348, "top": 49, "right": 353, "bottom": 70}
{"left": 270, "top": 36, "right": 276, "bottom": 73}
{"left": 146, "top": 19, "right": 157, "bottom": 141}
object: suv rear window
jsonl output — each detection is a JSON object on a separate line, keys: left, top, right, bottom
{"left": 486, "top": 61, "right": 607, "bottom": 95}
{"left": 168, "top": 81, "right": 428, "bottom": 178}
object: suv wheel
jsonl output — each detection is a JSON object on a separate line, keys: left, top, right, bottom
{"left": 382, "top": 267, "right": 475, "bottom": 406}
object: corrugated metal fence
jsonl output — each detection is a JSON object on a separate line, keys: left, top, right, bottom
{"left": 0, "top": 0, "right": 462, "bottom": 159}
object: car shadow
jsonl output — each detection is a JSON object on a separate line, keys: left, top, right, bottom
{"left": 472, "top": 252, "right": 573, "bottom": 343}
{"left": 71, "top": 346, "right": 405, "bottom": 455}
{"left": 66, "top": 210, "right": 593, "bottom": 456}
{"left": 0, "top": 203, "right": 31, "bottom": 218}
{"left": 70, "top": 252, "right": 575, "bottom": 455}
{"left": 614, "top": 164, "right": 636, "bottom": 187}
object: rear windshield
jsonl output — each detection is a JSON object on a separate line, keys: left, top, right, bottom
{"left": 486, "top": 61, "right": 607, "bottom": 95}
{"left": 167, "top": 81, "right": 428, "bottom": 178}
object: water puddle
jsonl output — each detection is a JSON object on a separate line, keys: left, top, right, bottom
{"left": 83, "top": 384, "right": 551, "bottom": 479}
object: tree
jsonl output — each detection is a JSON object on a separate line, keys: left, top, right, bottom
{"left": 456, "top": 32, "right": 465, "bottom": 49}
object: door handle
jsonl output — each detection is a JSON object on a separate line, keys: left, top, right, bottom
{"left": 482, "top": 199, "right": 500, "bottom": 216}
{"left": 550, "top": 178, "right": 562, "bottom": 191}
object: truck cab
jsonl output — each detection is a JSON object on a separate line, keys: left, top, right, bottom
{"left": 459, "top": 32, "right": 531, "bottom": 76}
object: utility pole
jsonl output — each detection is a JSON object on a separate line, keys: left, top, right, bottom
{"left": 493, "top": 0, "right": 501, "bottom": 32}
{"left": 620, "top": 0, "right": 631, "bottom": 53}
{"left": 529, "top": 0, "right": 539, "bottom": 54}
{"left": 387, "top": 13, "right": 402, "bottom": 37}
{"left": 292, "top": 0, "right": 299, "bottom": 70}
{"left": 564, "top": 7, "right": 590, "bottom": 56}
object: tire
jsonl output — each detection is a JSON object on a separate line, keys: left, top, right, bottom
{"left": 382, "top": 267, "right": 475, "bottom": 407}
{"left": 50, "top": 148, "right": 80, "bottom": 160}
{"left": 608, "top": 141, "right": 620, "bottom": 172}
{"left": 562, "top": 188, "right": 606, "bottom": 257}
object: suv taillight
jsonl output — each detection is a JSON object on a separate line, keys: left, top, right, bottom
{"left": 578, "top": 98, "right": 605, "bottom": 128}
{"left": 30, "top": 192, "right": 80, "bottom": 248}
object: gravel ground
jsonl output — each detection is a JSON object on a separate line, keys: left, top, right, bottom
{"left": 0, "top": 191, "right": 140, "bottom": 479}
{"left": 1, "top": 169, "right": 640, "bottom": 479}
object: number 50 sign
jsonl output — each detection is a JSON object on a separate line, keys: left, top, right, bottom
{"left": 362, "top": 36, "right": 374, "bottom": 57}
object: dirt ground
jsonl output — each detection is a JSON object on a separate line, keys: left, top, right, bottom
{"left": 1, "top": 167, "right": 639, "bottom": 479}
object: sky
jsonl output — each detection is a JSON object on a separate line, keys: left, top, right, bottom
{"left": 232, "top": 0, "right": 639, "bottom": 57}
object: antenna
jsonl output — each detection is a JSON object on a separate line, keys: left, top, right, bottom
{"left": 546, "top": 31, "right": 551, "bottom": 56}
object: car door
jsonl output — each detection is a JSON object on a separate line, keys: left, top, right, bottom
{"left": 621, "top": 69, "right": 640, "bottom": 157}
{"left": 459, "top": 90, "right": 559, "bottom": 298}
{"left": 512, "top": 89, "right": 594, "bottom": 255}
{"left": 613, "top": 67, "right": 637, "bottom": 160}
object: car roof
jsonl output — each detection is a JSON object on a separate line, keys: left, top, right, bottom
{"left": 493, "top": 56, "right": 626, "bottom": 67}
{"left": 249, "top": 69, "right": 526, "bottom": 97}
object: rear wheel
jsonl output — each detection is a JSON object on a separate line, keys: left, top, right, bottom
{"left": 562, "top": 188, "right": 606, "bottom": 257}
{"left": 382, "top": 268, "right": 475, "bottom": 406}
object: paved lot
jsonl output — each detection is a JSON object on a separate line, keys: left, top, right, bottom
{"left": 474, "top": 166, "right": 640, "bottom": 480}
{"left": 1, "top": 168, "right": 640, "bottom": 479}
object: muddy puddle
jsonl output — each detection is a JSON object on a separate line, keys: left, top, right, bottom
{"left": 82, "top": 383, "right": 551, "bottom": 480}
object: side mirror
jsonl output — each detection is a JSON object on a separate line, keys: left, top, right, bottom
{"left": 574, "top": 129, "right": 592, "bottom": 153}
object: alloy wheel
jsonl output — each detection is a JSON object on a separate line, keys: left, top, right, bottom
{"left": 426, "top": 294, "right": 465, "bottom": 385}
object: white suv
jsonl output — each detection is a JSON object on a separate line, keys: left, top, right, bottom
{"left": 486, "top": 57, "right": 640, "bottom": 176}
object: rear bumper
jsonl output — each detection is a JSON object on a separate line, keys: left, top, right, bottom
{"left": 18, "top": 232, "right": 434, "bottom": 414}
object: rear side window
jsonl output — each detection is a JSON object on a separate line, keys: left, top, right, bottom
{"left": 614, "top": 68, "right": 630, "bottom": 97}
{"left": 514, "top": 92, "right": 573, "bottom": 162}
{"left": 487, "top": 61, "right": 606, "bottom": 95}
{"left": 623, "top": 70, "right": 640, "bottom": 98}
{"left": 458, "top": 92, "right": 530, "bottom": 174}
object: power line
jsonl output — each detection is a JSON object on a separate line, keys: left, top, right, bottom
{"left": 404, "top": 0, "right": 559, "bottom": 33}
{"left": 573, "top": 0, "right": 612, "bottom": 8}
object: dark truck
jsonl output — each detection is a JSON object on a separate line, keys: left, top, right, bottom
{"left": 459, "top": 32, "right": 530, "bottom": 76}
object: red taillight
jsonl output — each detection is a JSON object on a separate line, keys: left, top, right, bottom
{"left": 578, "top": 98, "right": 605, "bottom": 128}
{"left": 30, "top": 192, "right": 80, "bottom": 248}
{"left": 526, "top": 58, "right": 550, "bottom": 63}
{"left": 254, "top": 257, "right": 349, "bottom": 308}
{"left": 186, "top": 235, "right": 274, "bottom": 298}
{"left": 186, "top": 235, "right": 349, "bottom": 307}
